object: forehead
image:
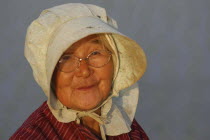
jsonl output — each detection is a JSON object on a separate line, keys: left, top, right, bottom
{"left": 64, "top": 34, "right": 104, "bottom": 54}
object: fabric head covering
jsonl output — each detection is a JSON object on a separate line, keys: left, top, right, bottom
{"left": 25, "top": 3, "right": 147, "bottom": 139}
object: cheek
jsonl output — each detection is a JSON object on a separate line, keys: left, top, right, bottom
{"left": 97, "top": 63, "right": 114, "bottom": 97}
{"left": 99, "top": 81, "right": 112, "bottom": 97}
{"left": 55, "top": 73, "right": 74, "bottom": 97}
{"left": 56, "top": 72, "right": 74, "bottom": 87}
{"left": 56, "top": 89, "right": 72, "bottom": 104}
{"left": 54, "top": 72, "right": 75, "bottom": 107}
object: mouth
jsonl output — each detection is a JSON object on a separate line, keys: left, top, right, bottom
{"left": 76, "top": 84, "right": 97, "bottom": 91}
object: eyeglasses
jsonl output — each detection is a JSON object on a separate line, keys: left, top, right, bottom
{"left": 57, "top": 50, "right": 112, "bottom": 73}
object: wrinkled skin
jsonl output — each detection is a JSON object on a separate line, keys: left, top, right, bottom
{"left": 53, "top": 34, "right": 114, "bottom": 111}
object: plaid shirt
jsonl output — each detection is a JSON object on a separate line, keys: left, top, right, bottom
{"left": 10, "top": 101, "right": 149, "bottom": 140}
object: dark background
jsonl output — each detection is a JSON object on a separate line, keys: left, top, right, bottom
{"left": 0, "top": 0, "right": 209, "bottom": 139}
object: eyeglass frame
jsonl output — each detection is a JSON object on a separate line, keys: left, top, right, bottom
{"left": 56, "top": 49, "right": 112, "bottom": 73}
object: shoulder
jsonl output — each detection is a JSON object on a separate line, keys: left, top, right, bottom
{"left": 10, "top": 101, "right": 53, "bottom": 140}
{"left": 129, "top": 118, "right": 150, "bottom": 140}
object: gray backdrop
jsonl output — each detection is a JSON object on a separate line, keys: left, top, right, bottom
{"left": 0, "top": 0, "right": 209, "bottom": 139}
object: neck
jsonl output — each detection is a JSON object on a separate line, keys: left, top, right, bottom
{"left": 81, "top": 108, "right": 101, "bottom": 137}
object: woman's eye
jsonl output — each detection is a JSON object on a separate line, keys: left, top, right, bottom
{"left": 60, "top": 55, "right": 72, "bottom": 62}
{"left": 91, "top": 51, "right": 101, "bottom": 55}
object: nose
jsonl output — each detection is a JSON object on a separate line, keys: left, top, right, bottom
{"left": 75, "top": 59, "right": 91, "bottom": 78}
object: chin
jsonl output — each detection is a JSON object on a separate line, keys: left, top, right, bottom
{"left": 76, "top": 100, "right": 101, "bottom": 111}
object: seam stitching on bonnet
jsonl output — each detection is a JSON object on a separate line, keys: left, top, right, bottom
{"left": 84, "top": 4, "right": 96, "bottom": 17}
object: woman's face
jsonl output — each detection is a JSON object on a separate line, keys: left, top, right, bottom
{"left": 53, "top": 35, "right": 114, "bottom": 111}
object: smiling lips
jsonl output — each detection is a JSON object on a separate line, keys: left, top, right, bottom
{"left": 76, "top": 84, "right": 96, "bottom": 91}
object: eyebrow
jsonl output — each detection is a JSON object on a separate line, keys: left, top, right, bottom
{"left": 90, "top": 38, "right": 102, "bottom": 44}
{"left": 63, "top": 48, "right": 75, "bottom": 55}
{"left": 63, "top": 38, "right": 103, "bottom": 55}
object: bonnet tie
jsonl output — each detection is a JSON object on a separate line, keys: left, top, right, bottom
{"left": 75, "top": 111, "right": 107, "bottom": 124}
{"left": 74, "top": 97, "right": 113, "bottom": 140}
{"left": 75, "top": 112, "right": 107, "bottom": 140}
{"left": 75, "top": 95, "right": 113, "bottom": 125}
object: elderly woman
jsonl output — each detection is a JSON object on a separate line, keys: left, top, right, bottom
{"left": 10, "top": 3, "right": 148, "bottom": 140}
